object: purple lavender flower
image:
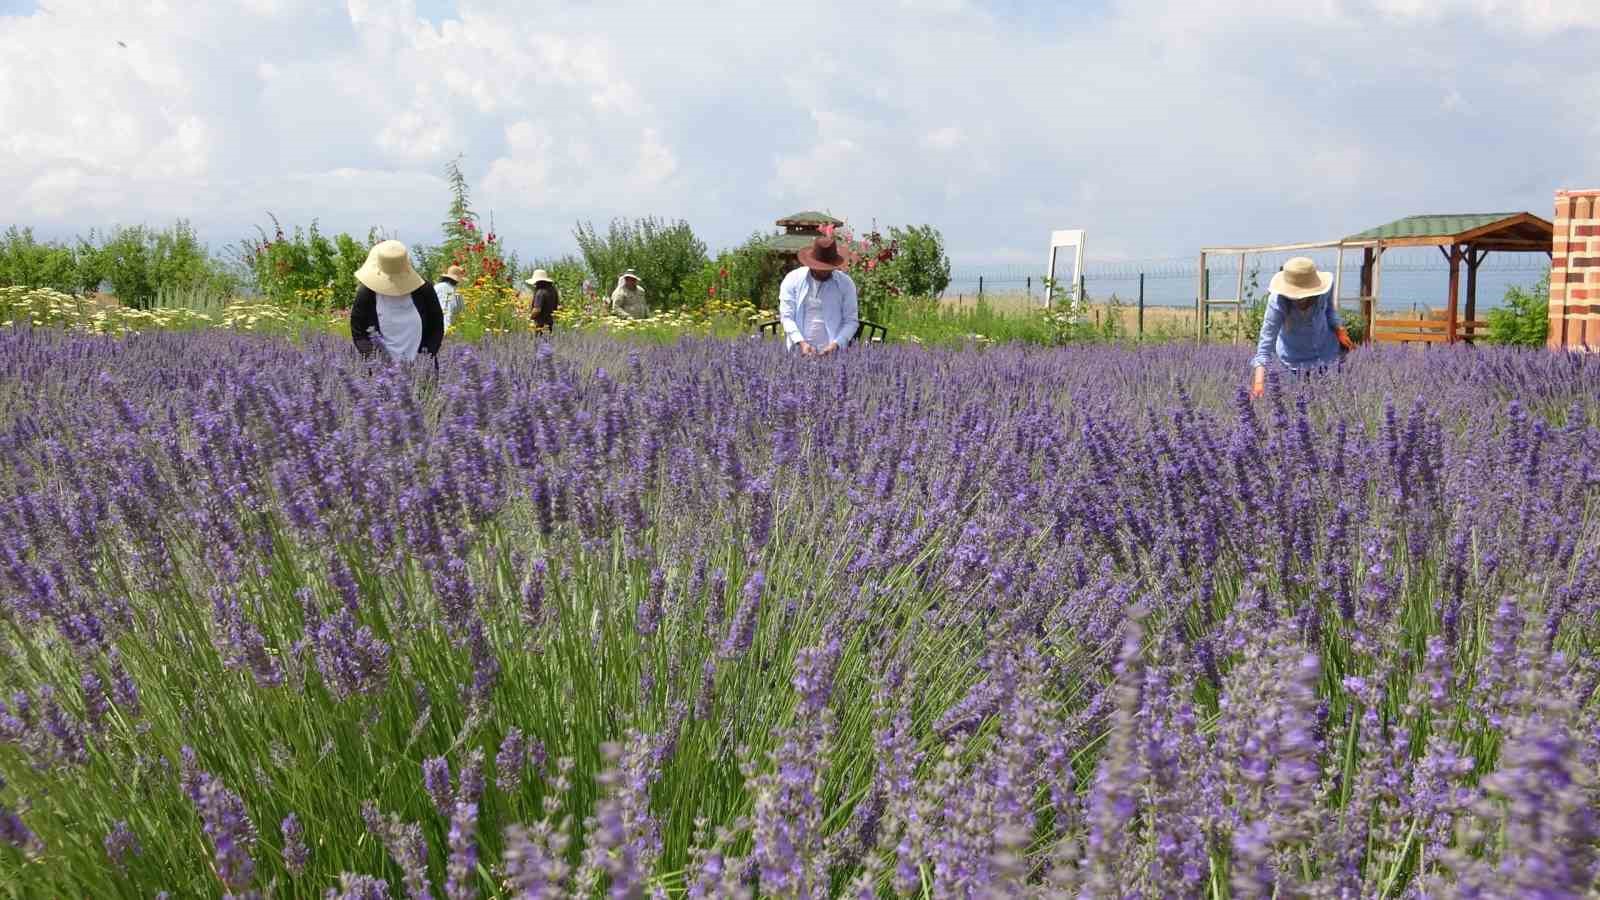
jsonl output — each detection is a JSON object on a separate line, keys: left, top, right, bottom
{"left": 192, "top": 772, "right": 257, "bottom": 891}
{"left": 281, "top": 813, "right": 308, "bottom": 875}
{"left": 718, "top": 571, "right": 763, "bottom": 659}
{"left": 104, "top": 819, "right": 141, "bottom": 870}
{"left": 326, "top": 873, "right": 391, "bottom": 900}
{"left": 496, "top": 727, "right": 534, "bottom": 794}
{"left": 445, "top": 801, "right": 479, "bottom": 900}
{"left": 422, "top": 756, "right": 453, "bottom": 816}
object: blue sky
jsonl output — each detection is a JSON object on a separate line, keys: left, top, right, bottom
{"left": 1, "top": 0, "right": 1596, "bottom": 268}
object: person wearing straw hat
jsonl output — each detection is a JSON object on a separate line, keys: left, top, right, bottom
{"left": 610, "top": 269, "right": 649, "bottom": 319}
{"left": 436, "top": 264, "right": 466, "bottom": 331}
{"left": 1250, "top": 256, "right": 1356, "bottom": 398}
{"left": 777, "top": 235, "right": 859, "bottom": 356}
{"left": 350, "top": 240, "right": 444, "bottom": 364}
{"left": 525, "top": 269, "right": 559, "bottom": 332}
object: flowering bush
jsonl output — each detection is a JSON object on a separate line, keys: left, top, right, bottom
{"left": 449, "top": 280, "right": 533, "bottom": 340}
{"left": 239, "top": 218, "right": 377, "bottom": 309}
{"left": 1, "top": 332, "right": 1598, "bottom": 896}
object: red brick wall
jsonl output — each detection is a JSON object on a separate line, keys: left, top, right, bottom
{"left": 1551, "top": 190, "right": 1600, "bottom": 351}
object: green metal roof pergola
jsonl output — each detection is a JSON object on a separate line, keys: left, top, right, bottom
{"left": 1197, "top": 211, "right": 1553, "bottom": 344}
{"left": 1343, "top": 212, "right": 1552, "bottom": 252}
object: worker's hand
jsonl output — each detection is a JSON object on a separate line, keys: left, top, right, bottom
{"left": 820, "top": 342, "right": 839, "bottom": 356}
{"left": 798, "top": 341, "right": 816, "bottom": 356}
{"left": 1250, "top": 366, "right": 1266, "bottom": 399}
{"left": 1336, "top": 326, "right": 1355, "bottom": 352}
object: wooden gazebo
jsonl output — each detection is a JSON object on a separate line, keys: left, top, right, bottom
{"left": 1346, "top": 213, "right": 1553, "bottom": 344}
{"left": 765, "top": 211, "right": 842, "bottom": 268}
{"left": 1197, "top": 211, "right": 1553, "bottom": 344}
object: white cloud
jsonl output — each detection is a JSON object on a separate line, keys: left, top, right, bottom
{"left": 0, "top": 0, "right": 1596, "bottom": 266}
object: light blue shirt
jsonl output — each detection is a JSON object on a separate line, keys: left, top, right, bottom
{"left": 1252, "top": 291, "right": 1343, "bottom": 370}
{"left": 777, "top": 267, "right": 859, "bottom": 350}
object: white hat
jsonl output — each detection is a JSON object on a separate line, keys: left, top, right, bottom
{"left": 1269, "top": 257, "right": 1333, "bottom": 300}
{"left": 621, "top": 269, "right": 641, "bottom": 285}
{"left": 525, "top": 269, "right": 554, "bottom": 287}
{"left": 355, "top": 240, "right": 425, "bottom": 295}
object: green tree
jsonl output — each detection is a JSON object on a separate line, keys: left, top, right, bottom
{"left": 573, "top": 217, "right": 708, "bottom": 310}
{"left": 87, "top": 221, "right": 232, "bottom": 309}
{"left": 878, "top": 224, "right": 951, "bottom": 298}
{"left": 0, "top": 227, "right": 85, "bottom": 292}
{"left": 1484, "top": 271, "right": 1550, "bottom": 347}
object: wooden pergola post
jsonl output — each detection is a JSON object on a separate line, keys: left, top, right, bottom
{"left": 1445, "top": 244, "right": 1462, "bottom": 343}
{"left": 1359, "top": 247, "right": 1375, "bottom": 342}
{"left": 1465, "top": 247, "right": 1486, "bottom": 343}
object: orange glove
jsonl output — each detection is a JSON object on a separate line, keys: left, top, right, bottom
{"left": 1336, "top": 326, "right": 1355, "bottom": 352}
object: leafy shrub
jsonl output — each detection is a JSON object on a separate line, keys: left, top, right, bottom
{"left": 525, "top": 255, "right": 588, "bottom": 314}
{"left": 877, "top": 224, "right": 951, "bottom": 298}
{"left": 0, "top": 227, "right": 92, "bottom": 293}
{"left": 1485, "top": 271, "right": 1550, "bottom": 347}
{"left": 574, "top": 217, "right": 709, "bottom": 310}
{"left": 237, "top": 217, "right": 378, "bottom": 310}
{"left": 82, "top": 221, "right": 235, "bottom": 309}
{"left": 720, "top": 233, "right": 791, "bottom": 311}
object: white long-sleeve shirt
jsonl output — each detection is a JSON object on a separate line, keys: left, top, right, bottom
{"left": 777, "top": 267, "right": 859, "bottom": 351}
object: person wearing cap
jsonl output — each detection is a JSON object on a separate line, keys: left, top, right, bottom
{"left": 777, "top": 235, "right": 859, "bottom": 356}
{"left": 350, "top": 240, "right": 445, "bottom": 364}
{"left": 610, "top": 269, "right": 648, "bottom": 319}
{"left": 525, "top": 269, "right": 559, "bottom": 332}
{"left": 436, "top": 264, "right": 466, "bottom": 331}
{"left": 1250, "top": 256, "right": 1356, "bottom": 397}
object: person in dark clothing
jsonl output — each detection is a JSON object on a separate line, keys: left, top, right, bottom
{"left": 349, "top": 240, "right": 444, "bottom": 364}
{"left": 525, "top": 269, "right": 559, "bottom": 332}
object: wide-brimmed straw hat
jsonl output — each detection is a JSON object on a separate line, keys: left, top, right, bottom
{"left": 797, "top": 235, "right": 855, "bottom": 272}
{"left": 1270, "top": 257, "right": 1333, "bottom": 300}
{"left": 441, "top": 265, "right": 467, "bottom": 283}
{"left": 525, "top": 269, "right": 554, "bottom": 287}
{"left": 356, "top": 240, "right": 425, "bottom": 295}
{"left": 621, "top": 269, "right": 641, "bottom": 284}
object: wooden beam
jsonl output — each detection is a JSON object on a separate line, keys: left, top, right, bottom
{"left": 1438, "top": 246, "right": 1453, "bottom": 264}
{"left": 1196, "top": 251, "right": 1207, "bottom": 339}
{"left": 1199, "top": 239, "right": 1352, "bottom": 254}
{"left": 1446, "top": 244, "right": 1462, "bottom": 343}
{"left": 1465, "top": 246, "right": 1479, "bottom": 342}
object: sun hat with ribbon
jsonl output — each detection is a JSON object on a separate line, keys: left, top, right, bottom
{"left": 355, "top": 240, "right": 425, "bottom": 295}
{"left": 1269, "top": 257, "right": 1333, "bottom": 300}
{"left": 525, "top": 269, "right": 554, "bottom": 287}
{"left": 441, "top": 265, "right": 467, "bottom": 283}
{"left": 797, "top": 235, "right": 856, "bottom": 272}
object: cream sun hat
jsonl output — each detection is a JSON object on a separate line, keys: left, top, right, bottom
{"left": 525, "top": 270, "right": 554, "bottom": 287}
{"left": 1269, "top": 257, "right": 1333, "bottom": 300}
{"left": 355, "top": 240, "right": 425, "bottom": 295}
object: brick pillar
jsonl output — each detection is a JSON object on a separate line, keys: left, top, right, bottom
{"left": 1551, "top": 189, "right": 1600, "bottom": 351}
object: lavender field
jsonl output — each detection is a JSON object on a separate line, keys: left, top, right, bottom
{"left": 0, "top": 328, "right": 1597, "bottom": 898}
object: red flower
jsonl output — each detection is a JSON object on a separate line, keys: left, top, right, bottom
{"left": 718, "top": 268, "right": 729, "bottom": 279}
{"left": 708, "top": 285, "right": 718, "bottom": 298}
{"left": 486, "top": 233, "right": 496, "bottom": 243}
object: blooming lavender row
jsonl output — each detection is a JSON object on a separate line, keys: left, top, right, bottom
{"left": 0, "top": 325, "right": 1597, "bottom": 897}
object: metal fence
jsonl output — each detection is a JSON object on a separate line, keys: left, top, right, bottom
{"left": 945, "top": 250, "right": 1550, "bottom": 311}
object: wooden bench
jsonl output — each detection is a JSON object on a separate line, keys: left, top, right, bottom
{"left": 757, "top": 319, "right": 888, "bottom": 345}
{"left": 1369, "top": 309, "right": 1486, "bottom": 345}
